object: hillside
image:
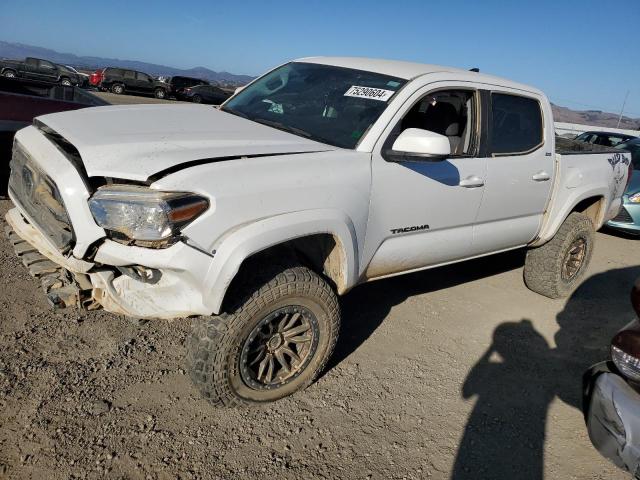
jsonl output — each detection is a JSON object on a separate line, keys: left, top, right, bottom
{"left": 0, "top": 40, "right": 254, "bottom": 86}
{"left": 551, "top": 103, "right": 639, "bottom": 131}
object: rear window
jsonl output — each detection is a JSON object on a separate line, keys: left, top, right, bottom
{"left": 490, "top": 93, "right": 543, "bottom": 155}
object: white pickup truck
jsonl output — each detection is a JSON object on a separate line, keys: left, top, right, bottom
{"left": 4, "top": 57, "right": 632, "bottom": 406}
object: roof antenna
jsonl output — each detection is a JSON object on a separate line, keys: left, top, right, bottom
{"left": 469, "top": 68, "right": 480, "bottom": 72}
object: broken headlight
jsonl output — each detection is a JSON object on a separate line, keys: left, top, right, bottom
{"left": 88, "top": 185, "right": 208, "bottom": 246}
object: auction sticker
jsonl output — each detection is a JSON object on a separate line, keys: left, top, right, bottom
{"left": 344, "top": 85, "right": 395, "bottom": 102}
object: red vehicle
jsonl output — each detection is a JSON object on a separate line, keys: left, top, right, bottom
{"left": 89, "top": 68, "right": 104, "bottom": 87}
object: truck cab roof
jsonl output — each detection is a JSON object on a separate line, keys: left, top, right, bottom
{"left": 297, "top": 56, "right": 543, "bottom": 96}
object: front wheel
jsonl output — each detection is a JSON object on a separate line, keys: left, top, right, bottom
{"left": 154, "top": 88, "right": 166, "bottom": 99}
{"left": 187, "top": 264, "right": 340, "bottom": 406}
{"left": 3, "top": 70, "right": 16, "bottom": 78}
{"left": 192, "top": 94, "right": 202, "bottom": 103}
{"left": 524, "top": 212, "right": 595, "bottom": 298}
{"left": 60, "top": 77, "right": 72, "bottom": 86}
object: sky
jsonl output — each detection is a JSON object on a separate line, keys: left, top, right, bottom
{"left": 1, "top": 0, "right": 639, "bottom": 116}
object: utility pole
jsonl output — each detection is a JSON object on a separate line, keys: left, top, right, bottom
{"left": 617, "top": 90, "right": 630, "bottom": 129}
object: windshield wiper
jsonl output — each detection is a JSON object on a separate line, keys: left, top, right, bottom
{"left": 219, "top": 106, "right": 249, "bottom": 119}
{"left": 252, "top": 118, "right": 314, "bottom": 139}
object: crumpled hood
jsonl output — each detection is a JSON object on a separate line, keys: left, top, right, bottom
{"left": 36, "top": 104, "right": 334, "bottom": 181}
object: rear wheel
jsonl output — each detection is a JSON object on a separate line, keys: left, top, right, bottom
{"left": 524, "top": 212, "right": 595, "bottom": 298}
{"left": 154, "top": 88, "right": 167, "bottom": 99}
{"left": 3, "top": 70, "right": 16, "bottom": 78}
{"left": 111, "top": 83, "right": 124, "bottom": 94}
{"left": 186, "top": 264, "right": 340, "bottom": 406}
{"left": 60, "top": 77, "right": 72, "bottom": 86}
{"left": 192, "top": 94, "right": 202, "bottom": 103}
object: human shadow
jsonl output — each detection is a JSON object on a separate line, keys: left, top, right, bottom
{"left": 451, "top": 265, "right": 640, "bottom": 480}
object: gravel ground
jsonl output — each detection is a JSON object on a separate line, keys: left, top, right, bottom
{"left": 0, "top": 193, "right": 637, "bottom": 480}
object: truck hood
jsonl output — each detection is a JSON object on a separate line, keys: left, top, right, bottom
{"left": 36, "top": 104, "right": 335, "bottom": 181}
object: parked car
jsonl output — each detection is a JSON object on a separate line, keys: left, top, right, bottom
{"left": 182, "top": 84, "right": 231, "bottom": 104}
{"left": 0, "top": 57, "right": 82, "bottom": 86}
{"left": 165, "top": 76, "right": 209, "bottom": 100}
{"left": 0, "top": 76, "right": 108, "bottom": 193}
{"left": 97, "top": 67, "right": 169, "bottom": 98}
{"left": 5, "top": 57, "right": 632, "bottom": 406}
{"left": 575, "top": 131, "right": 637, "bottom": 148}
{"left": 583, "top": 279, "right": 640, "bottom": 476}
{"left": 607, "top": 138, "right": 640, "bottom": 234}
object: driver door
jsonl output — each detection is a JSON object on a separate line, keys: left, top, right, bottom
{"left": 363, "top": 84, "right": 487, "bottom": 279}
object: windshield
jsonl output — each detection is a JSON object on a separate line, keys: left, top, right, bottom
{"left": 222, "top": 62, "right": 406, "bottom": 149}
{"left": 616, "top": 138, "right": 640, "bottom": 169}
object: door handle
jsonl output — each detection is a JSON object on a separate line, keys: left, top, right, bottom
{"left": 532, "top": 171, "right": 551, "bottom": 182}
{"left": 459, "top": 176, "right": 485, "bottom": 188}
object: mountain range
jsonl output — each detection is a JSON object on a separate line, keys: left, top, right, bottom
{"left": 1, "top": 40, "right": 638, "bottom": 130}
{"left": 0, "top": 41, "right": 254, "bottom": 86}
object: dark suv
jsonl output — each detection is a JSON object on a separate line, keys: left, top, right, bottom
{"left": 166, "top": 76, "right": 209, "bottom": 100}
{"left": 99, "top": 67, "right": 169, "bottom": 99}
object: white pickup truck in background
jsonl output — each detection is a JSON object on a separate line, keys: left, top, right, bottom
{"left": 4, "top": 57, "right": 632, "bottom": 406}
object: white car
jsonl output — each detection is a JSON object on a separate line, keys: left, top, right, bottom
{"left": 5, "top": 57, "right": 632, "bottom": 406}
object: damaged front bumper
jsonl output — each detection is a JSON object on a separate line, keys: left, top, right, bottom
{"left": 584, "top": 362, "right": 640, "bottom": 477}
{"left": 5, "top": 207, "right": 216, "bottom": 319}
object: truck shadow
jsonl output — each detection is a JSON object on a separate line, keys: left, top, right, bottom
{"left": 328, "top": 248, "right": 527, "bottom": 371}
{"left": 451, "top": 265, "right": 639, "bottom": 479}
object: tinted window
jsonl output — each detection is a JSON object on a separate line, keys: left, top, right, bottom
{"left": 108, "top": 68, "right": 124, "bottom": 77}
{"left": 136, "top": 72, "right": 151, "bottom": 82}
{"left": 124, "top": 70, "right": 136, "bottom": 80}
{"left": 39, "top": 60, "right": 55, "bottom": 70}
{"left": 490, "top": 93, "right": 543, "bottom": 154}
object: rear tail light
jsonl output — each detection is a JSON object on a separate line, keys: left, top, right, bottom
{"left": 610, "top": 280, "right": 640, "bottom": 382}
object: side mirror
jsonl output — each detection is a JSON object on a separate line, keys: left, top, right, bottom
{"left": 390, "top": 128, "right": 451, "bottom": 160}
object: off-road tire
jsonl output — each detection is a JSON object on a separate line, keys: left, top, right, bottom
{"left": 3, "top": 70, "right": 16, "bottom": 78}
{"left": 524, "top": 212, "right": 595, "bottom": 298}
{"left": 154, "top": 88, "right": 166, "bottom": 99}
{"left": 187, "top": 264, "right": 340, "bottom": 407}
{"left": 111, "top": 83, "right": 124, "bottom": 94}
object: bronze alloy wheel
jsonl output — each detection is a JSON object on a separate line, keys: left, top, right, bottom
{"left": 561, "top": 237, "right": 587, "bottom": 281}
{"left": 239, "top": 306, "right": 319, "bottom": 391}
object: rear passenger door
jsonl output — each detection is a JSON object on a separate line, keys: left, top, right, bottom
{"left": 472, "top": 90, "right": 554, "bottom": 253}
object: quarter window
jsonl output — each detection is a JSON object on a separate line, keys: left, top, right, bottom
{"left": 490, "top": 93, "right": 542, "bottom": 155}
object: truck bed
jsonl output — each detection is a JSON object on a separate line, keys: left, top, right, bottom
{"left": 555, "top": 136, "right": 620, "bottom": 155}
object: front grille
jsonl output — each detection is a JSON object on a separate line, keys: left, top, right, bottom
{"left": 8, "top": 142, "right": 74, "bottom": 252}
{"left": 612, "top": 206, "right": 634, "bottom": 224}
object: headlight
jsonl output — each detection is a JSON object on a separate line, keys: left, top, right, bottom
{"left": 628, "top": 192, "right": 640, "bottom": 203}
{"left": 611, "top": 320, "right": 640, "bottom": 383}
{"left": 88, "top": 185, "right": 208, "bottom": 245}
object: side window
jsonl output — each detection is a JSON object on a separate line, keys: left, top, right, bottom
{"left": 123, "top": 70, "right": 136, "bottom": 80}
{"left": 39, "top": 60, "right": 55, "bottom": 70}
{"left": 385, "top": 89, "right": 478, "bottom": 157}
{"left": 490, "top": 93, "right": 543, "bottom": 155}
{"left": 136, "top": 72, "right": 151, "bottom": 82}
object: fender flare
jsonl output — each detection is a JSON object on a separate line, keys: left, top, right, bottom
{"left": 533, "top": 186, "right": 609, "bottom": 246}
{"left": 201, "top": 209, "right": 359, "bottom": 314}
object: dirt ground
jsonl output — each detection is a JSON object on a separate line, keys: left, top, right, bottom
{"left": 0, "top": 193, "right": 636, "bottom": 479}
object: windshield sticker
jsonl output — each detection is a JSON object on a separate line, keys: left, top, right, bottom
{"left": 386, "top": 80, "right": 401, "bottom": 88}
{"left": 344, "top": 86, "right": 395, "bottom": 102}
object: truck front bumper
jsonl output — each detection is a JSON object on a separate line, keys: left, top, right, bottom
{"left": 584, "top": 362, "right": 640, "bottom": 477}
{"left": 5, "top": 207, "right": 216, "bottom": 319}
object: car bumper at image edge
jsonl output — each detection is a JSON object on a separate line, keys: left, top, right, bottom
{"left": 583, "top": 362, "right": 640, "bottom": 477}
